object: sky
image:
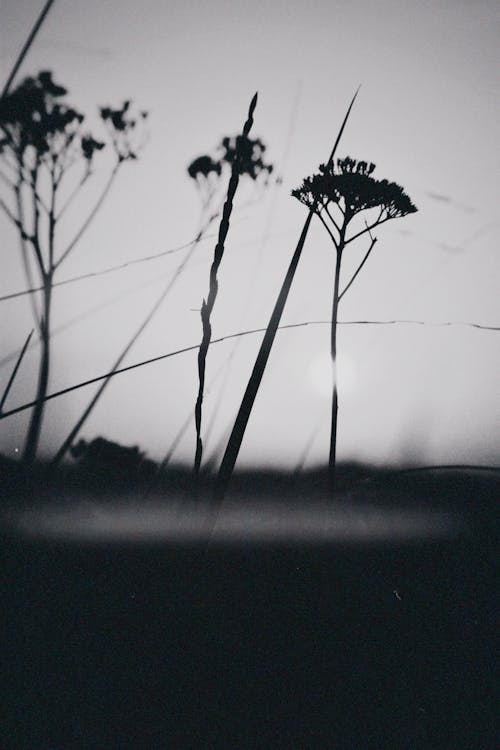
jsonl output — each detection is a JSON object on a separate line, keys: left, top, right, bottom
{"left": 1, "top": 0, "right": 499, "bottom": 469}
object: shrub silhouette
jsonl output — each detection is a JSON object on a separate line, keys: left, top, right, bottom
{"left": 70, "top": 437, "right": 155, "bottom": 480}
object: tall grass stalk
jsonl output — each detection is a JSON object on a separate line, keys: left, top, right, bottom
{"left": 214, "top": 89, "right": 359, "bottom": 502}
{"left": 193, "top": 92, "right": 258, "bottom": 478}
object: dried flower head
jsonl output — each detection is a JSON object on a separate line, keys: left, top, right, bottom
{"left": 81, "top": 134, "right": 105, "bottom": 162}
{"left": 0, "top": 71, "right": 84, "bottom": 159}
{"left": 292, "top": 157, "right": 417, "bottom": 220}
{"left": 220, "top": 135, "right": 273, "bottom": 183}
{"left": 187, "top": 154, "right": 222, "bottom": 181}
{"left": 100, "top": 100, "right": 148, "bottom": 161}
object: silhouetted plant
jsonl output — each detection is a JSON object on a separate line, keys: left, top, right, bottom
{"left": 187, "top": 133, "right": 273, "bottom": 219}
{"left": 292, "top": 156, "right": 417, "bottom": 488}
{"left": 187, "top": 154, "right": 222, "bottom": 215}
{"left": 185, "top": 113, "right": 274, "bottom": 478}
{"left": 215, "top": 89, "right": 359, "bottom": 504}
{"left": 52, "top": 120, "right": 272, "bottom": 468}
{"left": 194, "top": 93, "right": 271, "bottom": 478}
{"left": 219, "top": 135, "right": 273, "bottom": 183}
{"left": 0, "top": 70, "right": 147, "bottom": 462}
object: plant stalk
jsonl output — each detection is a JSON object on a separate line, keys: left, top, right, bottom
{"left": 328, "top": 235, "right": 345, "bottom": 491}
{"left": 194, "top": 92, "right": 258, "bottom": 478}
{"left": 22, "top": 273, "right": 52, "bottom": 463}
{"left": 214, "top": 88, "right": 359, "bottom": 503}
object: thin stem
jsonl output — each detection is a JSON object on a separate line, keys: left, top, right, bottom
{"left": 338, "top": 235, "right": 377, "bottom": 302}
{"left": 14, "top": 176, "right": 41, "bottom": 324}
{"left": 328, "top": 235, "right": 345, "bottom": 491}
{"left": 322, "top": 202, "right": 341, "bottom": 234}
{"left": 0, "top": 196, "right": 25, "bottom": 233}
{"left": 157, "top": 353, "right": 231, "bottom": 474}
{"left": 1, "top": 0, "right": 56, "bottom": 98}
{"left": 193, "top": 92, "right": 258, "bottom": 478}
{"left": 345, "top": 209, "right": 388, "bottom": 244}
{"left": 214, "top": 87, "right": 360, "bottom": 505}
{"left": 32, "top": 165, "right": 41, "bottom": 265}
{"left": 0, "top": 169, "right": 15, "bottom": 190}
{"left": 1, "top": 317, "right": 498, "bottom": 423}
{"left": 1, "top": 148, "right": 50, "bottom": 212}
{"left": 0, "top": 329, "right": 34, "bottom": 413}
{"left": 56, "top": 164, "right": 92, "bottom": 220}
{"left": 22, "top": 272, "right": 52, "bottom": 463}
{"left": 317, "top": 209, "right": 339, "bottom": 246}
{"left": 51, "top": 213, "right": 218, "bottom": 465}
{"left": 54, "top": 160, "right": 121, "bottom": 269}
{"left": 48, "top": 164, "right": 57, "bottom": 269}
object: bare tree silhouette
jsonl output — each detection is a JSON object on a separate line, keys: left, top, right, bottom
{"left": 0, "top": 71, "right": 146, "bottom": 462}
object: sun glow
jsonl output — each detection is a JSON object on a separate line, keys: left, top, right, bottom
{"left": 308, "top": 351, "right": 358, "bottom": 399}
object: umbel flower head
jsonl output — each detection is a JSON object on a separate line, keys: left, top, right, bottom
{"left": 187, "top": 154, "right": 222, "bottom": 181}
{"left": 188, "top": 135, "right": 273, "bottom": 188}
{"left": 219, "top": 135, "right": 273, "bottom": 183}
{"left": 0, "top": 70, "right": 84, "bottom": 158}
{"left": 100, "top": 101, "right": 148, "bottom": 161}
{"left": 292, "top": 156, "right": 417, "bottom": 220}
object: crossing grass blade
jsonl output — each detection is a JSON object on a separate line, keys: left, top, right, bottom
{"left": 214, "top": 88, "right": 360, "bottom": 503}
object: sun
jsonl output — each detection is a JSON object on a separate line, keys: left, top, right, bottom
{"left": 307, "top": 351, "right": 358, "bottom": 399}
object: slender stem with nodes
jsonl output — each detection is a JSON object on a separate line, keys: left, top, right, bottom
{"left": 193, "top": 92, "right": 258, "bottom": 479}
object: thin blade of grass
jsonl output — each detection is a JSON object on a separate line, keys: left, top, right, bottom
{"left": 193, "top": 92, "right": 258, "bottom": 477}
{"left": 214, "top": 88, "right": 360, "bottom": 503}
{"left": 0, "top": 329, "right": 34, "bottom": 413}
{"left": 1, "top": 0, "right": 56, "bottom": 98}
{"left": 1, "top": 317, "right": 496, "bottom": 423}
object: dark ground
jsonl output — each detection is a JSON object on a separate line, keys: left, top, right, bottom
{"left": 1, "top": 462, "right": 497, "bottom": 749}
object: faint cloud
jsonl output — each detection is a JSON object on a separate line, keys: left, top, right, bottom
{"left": 426, "top": 191, "right": 451, "bottom": 203}
{"left": 426, "top": 190, "right": 475, "bottom": 214}
{"left": 435, "top": 221, "right": 497, "bottom": 254}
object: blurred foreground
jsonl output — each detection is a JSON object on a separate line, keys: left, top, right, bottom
{"left": 1, "top": 460, "right": 497, "bottom": 748}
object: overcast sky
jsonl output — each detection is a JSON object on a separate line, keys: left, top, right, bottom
{"left": 1, "top": 0, "right": 499, "bottom": 469}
